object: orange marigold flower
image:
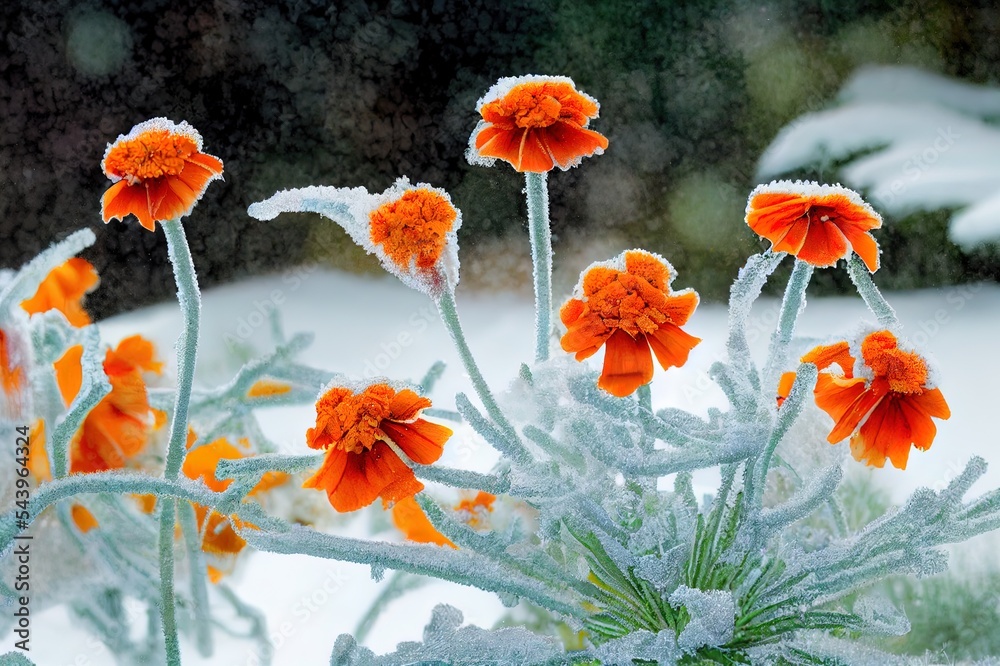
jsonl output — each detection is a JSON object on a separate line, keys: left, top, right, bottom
{"left": 21, "top": 258, "right": 99, "bottom": 327}
{"left": 101, "top": 118, "right": 224, "bottom": 231}
{"left": 469, "top": 75, "right": 609, "bottom": 173}
{"left": 746, "top": 181, "right": 882, "bottom": 272}
{"left": 303, "top": 383, "right": 452, "bottom": 512}
{"left": 181, "top": 435, "right": 288, "bottom": 578}
{"left": 454, "top": 490, "right": 495, "bottom": 529}
{"left": 71, "top": 504, "right": 99, "bottom": 533}
{"left": 809, "top": 330, "right": 950, "bottom": 469}
{"left": 391, "top": 496, "right": 456, "bottom": 548}
{"left": 560, "top": 249, "right": 701, "bottom": 398}
{"left": 369, "top": 187, "right": 458, "bottom": 275}
{"left": 54, "top": 336, "right": 164, "bottom": 474}
{"left": 27, "top": 420, "right": 99, "bottom": 531}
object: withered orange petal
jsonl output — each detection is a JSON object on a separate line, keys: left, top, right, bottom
{"left": 795, "top": 220, "right": 850, "bottom": 268}
{"left": 646, "top": 323, "right": 700, "bottom": 371}
{"left": 54, "top": 344, "right": 84, "bottom": 406}
{"left": 389, "top": 389, "right": 433, "bottom": 422}
{"left": 541, "top": 123, "right": 608, "bottom": 169}
{"left": 813, "top": 374, "right": 867, "bottom": 425}
{"left": 380, "top": 418, "right": 450, "bottom": 465}
{"left": 598, "top": 329, "right": 654, "bottom": 397}
{"left": 71, "top": 504, "right": 99, "bottom": 533}
{"left": 802, "top": 341, "right": 855, "bottom": 376}
{"left": 828, "top": 386, "right": 882, "bottom": 444}
{"left": 517, "top": 130, "right": 556, "bottom": 173}
{"left": 102, "top": 180, "right": 156, "bottom": 231}
{"left": 392, "top": 496, "right": 455, "bottom": 548}
{"left": 111, "top": 335, "right": 163, "bottom": 375}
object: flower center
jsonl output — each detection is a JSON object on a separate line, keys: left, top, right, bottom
{"left": 510, "top": 86, "right": 562, "bottom": 129}
{"left": 861, "top": 330, "right": 928, "bottom": 394}
{"left": 583, "top": 269, "right": 669, "bottom": 337}
{"left": 327, "top": 384, "right": 395, "bottom": 454}
{"left": 103, "top": 129, "right": 197, "bottom": 184}
{"left": 369, "top": 188, "right": 456, "bottom": 271}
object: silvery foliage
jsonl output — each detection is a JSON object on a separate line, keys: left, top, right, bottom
{"left": 324, "top": 250, "right": 1000, "bottom": 665}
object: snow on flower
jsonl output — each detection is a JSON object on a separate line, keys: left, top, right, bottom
{"left": 303, "top": 381, "right": 452, "bottom": 512}
{"left": 20, "top": 257, "right": 99, "bottom": 327}
{"left": 560, "top": 249, "right": 700, "bottom": 397}
{"left": 467, "top": 75, "right": 609, "bottom": 172}
{"left": 54, "top": 335, "right": 164, "bottom": 473}
{"left": 746, "top": 180, "right": 882, "bottom": 272}
{"left": 806, "top": 330, "right": 950, "bottom": 469}
{"left": 247, "top": 177, "right": 461, "bottom": 297}
{"left": 101, "top": 118, "right": 224, "bottom": 231}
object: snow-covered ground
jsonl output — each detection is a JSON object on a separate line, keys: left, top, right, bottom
{"left": 24, "top": 267, "right": 1000, "bottom": 665}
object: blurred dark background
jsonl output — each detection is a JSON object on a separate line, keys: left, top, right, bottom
{"left": 3, "top": 0, "right": 1000, "bottom": 319}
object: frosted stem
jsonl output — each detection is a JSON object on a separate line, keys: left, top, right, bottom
{"left": 846, "top": 254, "right": 897, "bottom": 328}
{"left": 436, "top": 288, "right": 522, "bottom": 448}
{"left": 525, "top": 172, "right": 552, "bottom": 362}
{"left": 160, "top": 218, "right": 203, "bottom": 666}
{"left": 50, "top": 327, "right": 110, "bottom": 478}
{"left": 178, "top": 501, "right": 213, "bottom": 656}
{"left": 157, "top": 498, "right": 181, "bottom": 666}
{"left": 726, "top": 251, "right": 785, "bottom": 391}
{"left": 762, "top": 259, "right": 812, "bottom": 393}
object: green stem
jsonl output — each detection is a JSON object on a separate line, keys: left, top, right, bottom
{"left": 157, "top": 498, "right": 181, "bottom": 665}
{"left": 160, "top": 218, "right": 203, "bottom": 666}
{"left": 178, "top": 501, "right": 213, "bottom": 656}
{"left": 435, "top": 288, "right": 522, "bottom": 448}
{"left": 761, "top": 259, "right": 812, "bottom": 393}
{"left": 846, "top": 254, "right": 898, "bottom": 328}
{"left": 525, "top": 172, "right": 552, "bottom": 362}
{"left": 161, "top": 219, "right": 202, "bottom": 479}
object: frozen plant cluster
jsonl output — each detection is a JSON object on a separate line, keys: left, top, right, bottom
{"left": 1, "top": 73, "right": 1000, "bottom": 666}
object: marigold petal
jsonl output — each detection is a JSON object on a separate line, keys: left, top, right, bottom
{"left": 776, "top": 371, "right": 797, "bottom": 407}
{"left": 146, "top": 177, "right": 195, "bottom": 223}
{"left": 380, "top": 418, "right": 450, "bottom": 465}
{"left": 561, "top": 316, "right": 613, "bottom": 362}
{"left": 391, "top": 496, "right": 456, "bottom": 548}
{"left": 302, "top": 447, "right": 349, "bottom": 497}
{"left": 802, "top": 341, "right": 855, "bottom": 376}
{"left": 897, "top": 396, "right": 938, "bottom": 452}
{"left": 27, "top": 420, "right": 50, "bottom": 482}
{"left": 247, "top": 379, "right": 292, "bottom": 398}
{"left": 476, "top": 127, "right": 527, "bottom": 166}
{"left": 388, "top": 389, "right": 433, "bottom": 422}
{"left": 54, "top": 344, "right": 84, "bottom": 406}
{"left": 598, "top": 329, "right": 654, "bottom": 397}
{"left": 659, "top": 290, "right": 699, "bottom": 327}
{"left": 853, "top": 399, "right": 913, "bottom": 469}
{"left": 541, "top": 123, "right": 608, "bottom": 169}
{"left": 102, "top": 180, "right": 156, "bottom": 231}
{"left": 559, "top": 298, "right": 586, "bottom": 327}
{"left": 517, "top": 130, "right": 556, "bottom": 173}
{"left": 828, "top": 385, "right": 883, "bottom": 444}
{"left": 646, "top": 323, "right": 700, "bottom": 371}
{"left": 813, "top": 373, "right": 867, "bottom": 426}
{"left": 71, "top": 504, "right": 99, "bottom": 533}
{"left": 910, "top": 387, "right": 950, "bottom": 420}
{"left": 841, "top": 224, "right": 880, "bottom": 272}
{"left": 795, "top": 220, "right": 849, "bottom": 268}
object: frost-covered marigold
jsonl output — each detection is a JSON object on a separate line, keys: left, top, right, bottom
{"left": 746, "top": 181, "right": 882, "bottom": 272}
{"left": 21, "top": 258, "right": 99, "bottom": 327}
{"left": 806, "top": 331, "right": 950, "bottom": 469}
{"left": 54, "top": 335, "right": 164, "bottom": 473}
{"left": 467, "top": 75, "right": 609, "bottom": 173}
{"left": 248, "top": 177, "right": 461, "bottom": 297}
{"left": 101, "top": 118, "right": 224, "bottom": 231}
{"left": 560, "top": 249, "right": 700, "bottom": 397}
{"left": 303, "top": 382, "right": 452, "bottom": 513}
